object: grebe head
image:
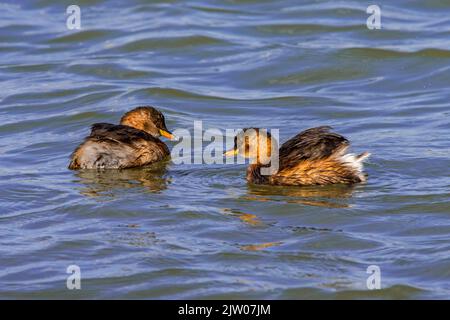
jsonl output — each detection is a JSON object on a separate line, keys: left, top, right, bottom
{"left": 120, "top": 106, "right": 175, "bottom": 140}
{"left": 224, "top": 128, "right": 275, "bottom": 164}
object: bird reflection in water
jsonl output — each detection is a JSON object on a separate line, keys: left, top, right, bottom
{"left": 240, "top": 241, "right": 283, "bottom": 251}
{"left": 73, "top": 161, "right": 169, "bottom": 197}
{"left": 223, "top": 208, "right": 265, "bottom": 227}
{"left": 223, "top": 185, "right": 355, "bottom": 251}
{"left": 243, "top": 183, "right": 357, "bottom": 208}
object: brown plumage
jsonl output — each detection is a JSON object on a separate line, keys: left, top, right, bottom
{"left": 68, "top": 106, "right": 175, "bottom": 170}
{"left": 225, "top": 127, "right": 370, "bottom": 186}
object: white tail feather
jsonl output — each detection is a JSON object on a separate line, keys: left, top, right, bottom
{"left": 340, "top": 152, "right": 371, "bottom": 174}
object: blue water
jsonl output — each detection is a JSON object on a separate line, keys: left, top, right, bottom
{"left": 0, "top": 0, "right": 449, "bottom": 299}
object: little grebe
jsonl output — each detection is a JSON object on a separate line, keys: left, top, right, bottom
{"left": 69, "top": 106, "right": 175, "bottom": 169}
{"left": 224, "top": 126, "right": 370, "bottom": 185}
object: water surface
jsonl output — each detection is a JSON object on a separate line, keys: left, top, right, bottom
{"left": 0, "top": 0, "right": 449, "bottom": 299}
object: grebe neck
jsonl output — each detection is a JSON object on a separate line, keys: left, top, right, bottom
{"left": 246, "top": 163, "right": 270, "bottom": 184}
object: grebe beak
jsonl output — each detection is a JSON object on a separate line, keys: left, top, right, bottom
{"left": 159, "top": 129, "right": 178, "bottom": 141}
{"left": 223, "top": 148, "right": 238, "bottom": 156}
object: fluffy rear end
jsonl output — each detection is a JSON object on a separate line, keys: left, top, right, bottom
{"left": 68, "top": 139, "right": 131, "bottom": 169}
{"left": 340, "top": 151, "right": 370, "bottom": 181}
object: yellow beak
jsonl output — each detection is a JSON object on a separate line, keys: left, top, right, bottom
{"left": 159, "top": 129, "right": 176, "bottom": 141}
{"left": 223, "top": 148, "right": 238, "bottom": 156}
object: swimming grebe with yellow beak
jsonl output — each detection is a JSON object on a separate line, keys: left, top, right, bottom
{"left": 224, "top": 126, "right": 370, "bottom": 185}
{"left": 69, "top": 106, "right": 175, "bottom": 169}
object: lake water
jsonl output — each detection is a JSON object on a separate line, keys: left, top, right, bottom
{"left": 0, "top": 0, "right": 449, "bottom": 299}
